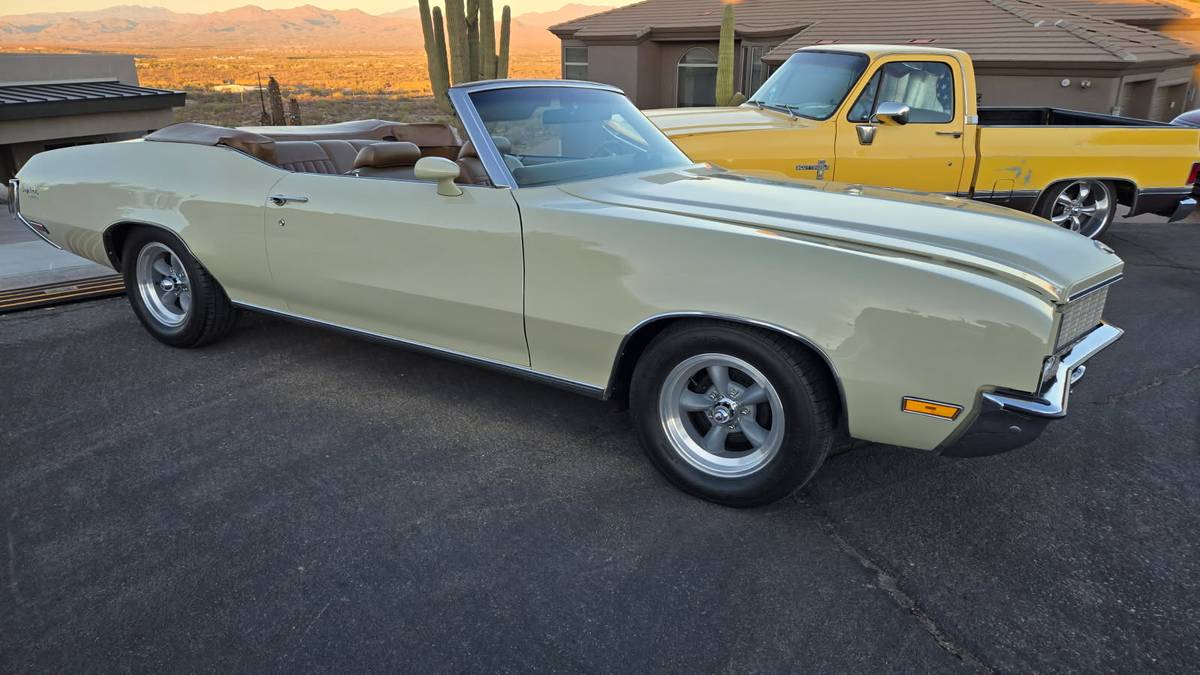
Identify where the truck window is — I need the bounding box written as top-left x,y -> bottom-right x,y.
848,61 -> 955,124
748,51 -> 869,121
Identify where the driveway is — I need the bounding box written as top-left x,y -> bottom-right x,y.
1,219 -> 1197,672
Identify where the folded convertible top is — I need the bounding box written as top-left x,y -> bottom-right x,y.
145,123 -> 278,164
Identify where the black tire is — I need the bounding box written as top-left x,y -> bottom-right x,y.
1036,179 -> 1118,239
629,321 -> 837,507
121,227 -> 237,348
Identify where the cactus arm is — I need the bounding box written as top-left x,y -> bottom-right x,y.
467,0 -> 481,82
446,0 -> 471,86
497,5 -> 511,79
267,76 -> 286,126
421,0 -> 452,112
480,0 -> 497,79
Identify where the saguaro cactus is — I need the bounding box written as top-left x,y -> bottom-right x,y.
715,3 -> 738,107
287,97 -> 303,125
267,76 -> 286,125
419,0 -> 451,110
497,5 -> 511,79
421,0 -> 511,90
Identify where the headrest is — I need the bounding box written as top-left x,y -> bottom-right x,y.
459,136 -> 512,160
458,140 -> 480,160
145,122 -> 277,164
353,142 -> 421,170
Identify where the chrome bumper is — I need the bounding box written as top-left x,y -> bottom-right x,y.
1168,197 -> 1196,223
942,322 -> 1123,457
7,178 -> 62,250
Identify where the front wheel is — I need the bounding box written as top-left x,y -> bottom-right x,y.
1038,179 -> 1117,239
122,228 -> 237,348
630,322 -> 837,507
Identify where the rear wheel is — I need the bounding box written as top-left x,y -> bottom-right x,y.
1038,179 -> 1116,239
122,228 -> 236,347
630,322 -> 836,507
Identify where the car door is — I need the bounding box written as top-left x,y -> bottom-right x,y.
263,172 -> 529,367
833,57 -> 966,193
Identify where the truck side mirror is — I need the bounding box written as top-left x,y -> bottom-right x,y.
870,101 -> 911,126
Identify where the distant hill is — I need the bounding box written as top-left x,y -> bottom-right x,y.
0,3 -> 611,49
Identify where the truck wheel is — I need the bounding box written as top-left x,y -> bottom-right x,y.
629,321 -> 836,507
122,228 -> 237,348
1038,179 -> 1116,239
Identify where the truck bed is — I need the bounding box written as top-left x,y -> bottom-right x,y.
978,107 -> 1168,128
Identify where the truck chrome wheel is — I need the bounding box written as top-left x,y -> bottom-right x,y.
135,241 -> 192,327
658,353 -> 785,478
1048,180 -> 1111,238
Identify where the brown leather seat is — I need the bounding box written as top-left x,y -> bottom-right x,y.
456,140 -> 491,186
274,141 -> 341,174
351,142 -> 422,180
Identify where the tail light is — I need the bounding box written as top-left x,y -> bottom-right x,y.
1187,162 -> 1200,186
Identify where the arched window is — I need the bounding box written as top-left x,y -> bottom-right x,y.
677,47 -> 718,107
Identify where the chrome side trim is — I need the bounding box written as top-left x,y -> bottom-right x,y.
983,322 -> 1123,419
231,301 -> 606,399
1067,274 -> 1123,303
603,311 -> 848,411
9,179 -> 64,250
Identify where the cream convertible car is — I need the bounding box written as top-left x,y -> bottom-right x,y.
7,81 -> 1124,506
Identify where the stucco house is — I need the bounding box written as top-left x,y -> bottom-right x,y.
550,0 -> 1200,119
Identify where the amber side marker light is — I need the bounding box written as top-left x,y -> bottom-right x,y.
902,397 -> 962,420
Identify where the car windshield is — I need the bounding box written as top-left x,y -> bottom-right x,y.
748,51 -> 870,120
468,86 -> 693,188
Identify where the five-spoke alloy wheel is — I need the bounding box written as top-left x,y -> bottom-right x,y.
631,321 -> 837,507
1039,179 -> 1116,239
121,227 -> 237,348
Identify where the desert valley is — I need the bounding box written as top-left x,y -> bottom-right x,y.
0,3 -> 610,125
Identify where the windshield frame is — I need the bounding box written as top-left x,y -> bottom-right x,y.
450,80 -> 692,189
748,50 -> 870,121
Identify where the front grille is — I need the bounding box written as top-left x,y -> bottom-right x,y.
1056,286 -> 1108,351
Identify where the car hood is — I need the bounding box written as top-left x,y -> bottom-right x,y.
643,105 -> 812,137
558,166 -> 1123,304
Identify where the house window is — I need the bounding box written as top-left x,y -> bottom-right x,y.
740,44 -> 773,94
677,47 -> 718,107
564,47 -> 588,80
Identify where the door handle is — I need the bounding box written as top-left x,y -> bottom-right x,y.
269,194 -> 309,206
935,131 -> 963,138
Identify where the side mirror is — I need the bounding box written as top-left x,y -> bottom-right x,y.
870,101 -> 911,126
415,157 -> 463,197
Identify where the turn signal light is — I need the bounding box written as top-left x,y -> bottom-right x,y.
902,397 -> 962,420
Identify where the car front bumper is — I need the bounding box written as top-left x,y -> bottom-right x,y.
941,322 -> 1124,458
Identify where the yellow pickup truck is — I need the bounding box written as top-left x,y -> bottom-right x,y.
646,45 -> 1200,239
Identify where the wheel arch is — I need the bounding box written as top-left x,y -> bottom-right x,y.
604,313 -> 847,425
1034,176 -> 1137,213
103,220 -> 202,271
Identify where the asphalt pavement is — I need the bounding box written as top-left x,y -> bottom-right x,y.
1,219 -> 1197,672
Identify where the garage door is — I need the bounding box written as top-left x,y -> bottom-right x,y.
1151,83 -> 1189,122
1119,79 -> 1154,119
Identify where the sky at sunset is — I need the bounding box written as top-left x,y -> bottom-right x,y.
3,0 -> 626,14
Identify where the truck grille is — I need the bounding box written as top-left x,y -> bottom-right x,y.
1056,286 -> 1109,351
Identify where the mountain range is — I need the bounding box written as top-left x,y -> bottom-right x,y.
0,3 -> 607,49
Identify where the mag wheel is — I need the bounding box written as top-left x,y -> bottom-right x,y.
630,322 -> 836,507
122,228 -> 237,348
1040,179 -> 1116,239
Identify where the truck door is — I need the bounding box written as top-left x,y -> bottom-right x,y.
833,58 -> 966,193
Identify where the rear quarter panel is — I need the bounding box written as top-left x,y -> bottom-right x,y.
975,126 -> 1200,196
16,141 -> 286,307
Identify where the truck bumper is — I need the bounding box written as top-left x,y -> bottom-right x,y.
1129,188 -> 1195,221
940,323 -> 1123,458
